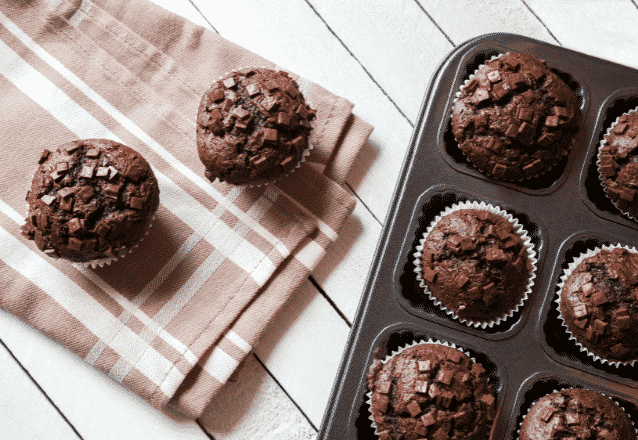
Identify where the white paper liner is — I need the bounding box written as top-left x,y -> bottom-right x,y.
205,67 -> 316,188
451,53 -> 574,181
517,387 -> 638,439
365,338 -> 476,437
24,203 -> 154,269
412,200 -> 538,329
555,243 -> 638,367
596,107 -> 638,222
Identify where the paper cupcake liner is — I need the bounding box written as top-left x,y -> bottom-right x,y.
596,107 -> 638,222
555,243 -> 638,367
206,67 -> 316,188
24,204 -> 154,269
517,387 -> 638,439
366,338 -> 475,437
413,200 -> 537,329
451,53 -> 574,181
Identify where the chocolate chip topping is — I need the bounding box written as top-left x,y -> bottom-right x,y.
421,209 -> 531,322
367,344 -> 496,440
196,68 -> 316,185
519,389 -> 634,440
600,111 -> 638,219
23,139 -> 160,263
561,248 -> 638,363
452,52 -> 578,181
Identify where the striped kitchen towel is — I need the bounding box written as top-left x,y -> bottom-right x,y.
0,0 -> 372,419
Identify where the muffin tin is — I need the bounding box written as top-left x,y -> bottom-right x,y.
318,33 -> 638,439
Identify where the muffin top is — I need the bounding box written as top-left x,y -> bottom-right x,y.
196,68 -> 316,185
367,343 -> 496,440
599,111 -> 638,220
452,52 -> 578,181
560,247 -> 638,363
519,388 -> 634,440
21,139 -> 160,263
420,208 -> 532,323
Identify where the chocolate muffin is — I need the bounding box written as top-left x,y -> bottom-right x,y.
599,111 -> 638,220
21,139 -> 160,264
367,342 -> 496,440
519,388 -> 634,440
196,68 -> 316,185
418,207 -> 534,325
559,247 -> 638,364
452,52 -> 578,181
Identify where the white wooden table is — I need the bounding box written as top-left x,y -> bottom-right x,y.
3,1 -> 638,439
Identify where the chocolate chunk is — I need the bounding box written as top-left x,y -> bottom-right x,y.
418,360 -> 432,372
277,112 -> 294,127
592,319 -> 607,333
79,165 -> 95,179
523,159 -> 544,175
573,304 -> 588,318
245,83 -> 261,97
517,107 -> 534,121
282,81 -> 298,98
474,88 -> 490,103
428,383 -> 441,399
406,400 -> 422,417
554,106 -> 570,119
40,195 -> 56,206
209,88 -> 225,102
260,96 -> 279,112
108,166 -> 119,180
486,138 -> 502,153
38,149 -> 51,164
96,167 -> 110,178
57,187 -> 74,199
600,165 -> 616,178
492,163 -> 507,178
104,183 -> 122,199
574,317 -> 588,329
619,187 -> 635,202
280,156 -> 294,169
545,115 -> 559,127
613,122 -> 628,134
486,247 -> 507,263
471,363 -> 486,377
375,395 -> 389,413
85,148 -> 100,158
505,123 -> 519,138
56,162 -> 69,173
581,282 -> 594,296
474,113 -> 488,127
94,221 -> 111,237
590,291 -> 609,306
36,213 -> 49,229
437,369 -> 455,386
565,412 -> 579,425
507,73 -> 526,89
59,197 -> 74,212
122,160 -> 147,182
233,107 -> 251,120
454,273 -> 469,288
415,380 -> 429,393
130,196 -> 145,210
68,237 -> 82,251
76,186 -> 94,203
222,77 -> 236,89
487,70 -> 501,82
263,128 -> 278,143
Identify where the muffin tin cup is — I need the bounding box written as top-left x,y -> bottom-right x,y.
596,107 -> 638,222
204,67 -> 316,188
555,243 -> 638,368
451,53 -> 575,182
365,338 -> 476,437
516,387 -> 638,439
413,200 -> 538,329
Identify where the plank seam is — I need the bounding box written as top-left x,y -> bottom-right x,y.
303,0 -> 414,127
412,0 -> 456,47
186,0 -> 219,33
309,276 -> 353,327
252,353 -> 319,432
0,338 -> 85,440
520,0 -> 562,45
346,182 -> 382,226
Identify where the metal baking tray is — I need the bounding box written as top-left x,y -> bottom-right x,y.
318,33 -> 638,439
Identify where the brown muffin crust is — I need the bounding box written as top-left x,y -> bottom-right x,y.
560,248 -> 638,364
599,111 -> 638,219
420,208 -> 532,323
367,343 -> 496,440
452,52 -> 578,181
21,139 -> 160,263
196,68 -> 316,185
519,388 -> 634,440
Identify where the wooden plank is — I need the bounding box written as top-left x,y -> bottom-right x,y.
0,340 -> 79,440
525,0 -> 638,69
0,312 -> 209,440
312,186 -> 382,323
190,0 -> 414,224
200,355 -> 317,439
254,279 -> 351,427
417,0 -> 554,45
